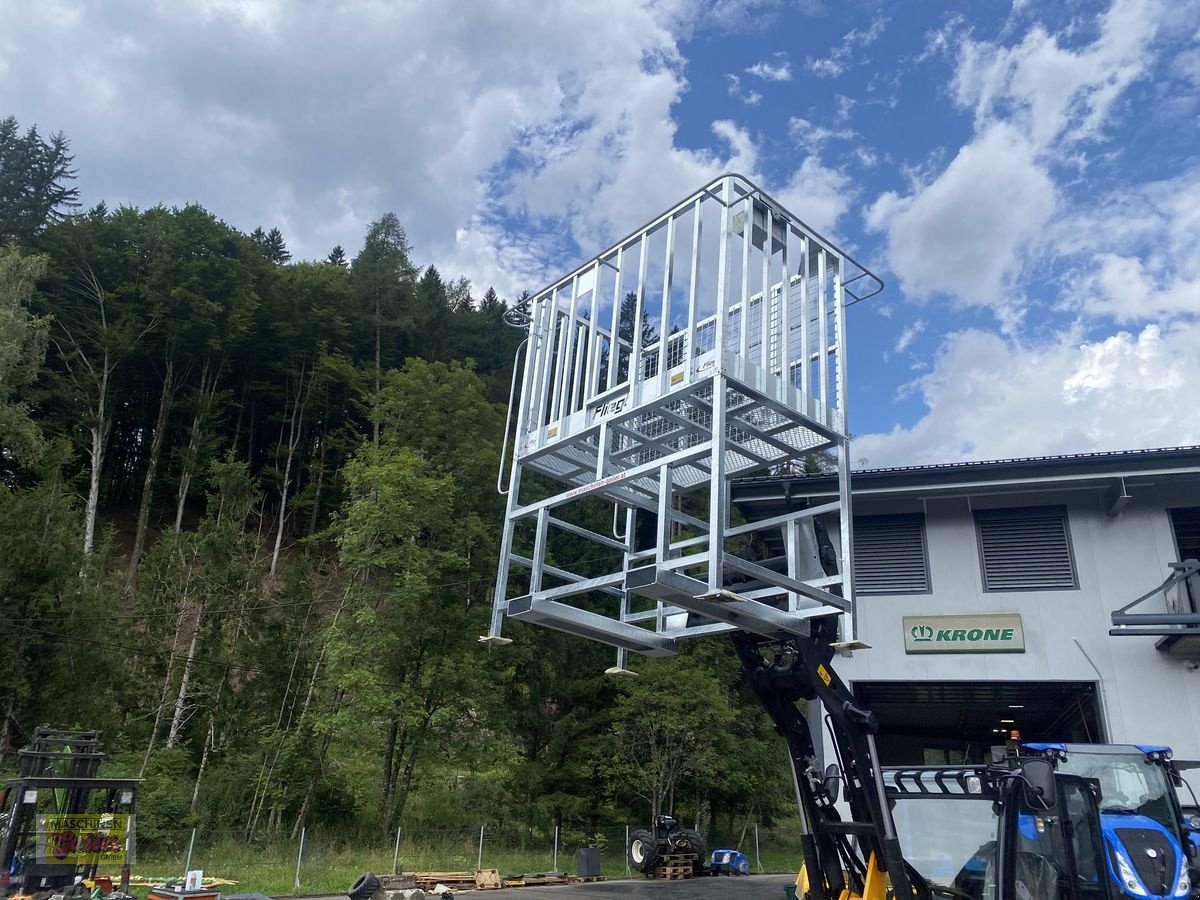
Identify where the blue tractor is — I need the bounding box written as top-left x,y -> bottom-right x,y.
1023,744 -> 1198,900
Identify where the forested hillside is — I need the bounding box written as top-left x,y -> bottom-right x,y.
0,115 -> 793,846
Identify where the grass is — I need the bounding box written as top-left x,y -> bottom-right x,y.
98,833 -> 801,897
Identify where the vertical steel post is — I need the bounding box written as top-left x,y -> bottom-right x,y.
707,177 -> 734,592
684,198 -> 702,380
553,824 -> 559,872
477,825 -> 485,871
755,823 -> 763,873
760,207 -> 772,376
625,825 -> 632,878
583,260 -> 604,402
607,247 -> 624,388
392,826 -> 402,874
630,235 -> 650,393
183,826 -> 196,879
294,826 -> 305,895
817,248 -> 829,419
657,215 -> 676,396
799,237 -> 810,397
833,256 -> 855,640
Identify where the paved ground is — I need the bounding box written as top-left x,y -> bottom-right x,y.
290,874 -> 795,900
497,874 -> 795,900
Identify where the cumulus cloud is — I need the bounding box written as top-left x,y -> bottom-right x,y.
952,0 -> 1161,151
0,0 -> 751,300
865,122 -> 1056,313
854,321 -> 1200,466
774,157 -> 855,237
867,0 -> 1172,314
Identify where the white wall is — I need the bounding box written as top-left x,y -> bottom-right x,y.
825,482 -> 1200,796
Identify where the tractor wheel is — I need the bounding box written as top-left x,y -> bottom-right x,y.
628,829 -> 658,873
676,829 -> 706,873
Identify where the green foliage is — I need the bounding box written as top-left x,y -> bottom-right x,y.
0,247 -> 49,467
0,123 -> 798,852
136,748 -> 197,843
0,115 -> 79,246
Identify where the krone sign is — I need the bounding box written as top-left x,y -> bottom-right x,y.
903,614 -> 1025,654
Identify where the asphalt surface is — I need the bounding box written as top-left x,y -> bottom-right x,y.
495,874 -> 796,900
292,875 -> 795,900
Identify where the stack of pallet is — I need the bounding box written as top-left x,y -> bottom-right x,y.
654,852 -> 699,879
412,871 -> 479,892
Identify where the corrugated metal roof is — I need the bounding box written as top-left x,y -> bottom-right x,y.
736,445 -> 1200,486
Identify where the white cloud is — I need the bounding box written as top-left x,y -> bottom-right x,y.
866,0 -> 1172,317
773,156 -> 855,237
854,321 -> 1200,466
787,116 -> 857,154
0,0 -> 747,300
952,0 -> 1161,151
865,122 -> 1056,313
806,15 -> 888,78
726,74 -> 762,106
893,319 -> 925,354
746,53 -> 792,81
1050,164 -> 1200,323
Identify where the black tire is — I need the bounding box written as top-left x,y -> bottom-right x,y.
628,829 -> 659,873
349,872 -> 381,900
675,829 -> 706,873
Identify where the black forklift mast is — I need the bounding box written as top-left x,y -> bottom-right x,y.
732,620 -> 916,900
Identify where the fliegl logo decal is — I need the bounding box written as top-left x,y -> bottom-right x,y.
910,623 -> 934,643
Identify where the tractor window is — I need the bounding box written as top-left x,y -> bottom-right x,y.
892,797 -> 1000,900
1063,781 -> 1107,900
1056,752 -> 1181,843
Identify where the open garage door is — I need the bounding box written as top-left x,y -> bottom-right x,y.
855,680 -> 1104,766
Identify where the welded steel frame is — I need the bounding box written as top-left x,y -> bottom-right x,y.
487,174 -> 881,664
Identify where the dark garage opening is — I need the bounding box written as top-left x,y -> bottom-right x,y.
854,680 -> 1104,766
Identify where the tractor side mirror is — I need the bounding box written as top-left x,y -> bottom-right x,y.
823,764 -> 841,805
1021,758 -> 1057,810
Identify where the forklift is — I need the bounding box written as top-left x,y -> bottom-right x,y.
0,729 -> 138,899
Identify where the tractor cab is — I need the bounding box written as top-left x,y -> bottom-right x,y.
885,761 -> 1112,900
1022,744 -> 1193,900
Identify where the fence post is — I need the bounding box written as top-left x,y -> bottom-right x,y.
183,827 -> 196,879
477,825 -> 485,871
755,823 -> 763,873
553,825 -> 559,872
392,826 -> 402,874
294,826 -> 306,894
625,825 -> 631,878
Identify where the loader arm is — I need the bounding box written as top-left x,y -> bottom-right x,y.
732,620 -> 919,900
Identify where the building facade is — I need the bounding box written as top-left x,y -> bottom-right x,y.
732,446 -> 1200,795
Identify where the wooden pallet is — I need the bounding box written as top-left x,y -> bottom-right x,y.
518,874 -> 570,886
567,876 -> 607,883
653,851 -> 698,880
475,869 -> 504,890
414,871 -> 478,890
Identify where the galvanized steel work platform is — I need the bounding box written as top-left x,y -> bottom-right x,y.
485,174 -> 881,668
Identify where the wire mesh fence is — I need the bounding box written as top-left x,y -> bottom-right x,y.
98,822 -> 803,896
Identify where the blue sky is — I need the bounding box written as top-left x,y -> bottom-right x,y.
2,0 -> 1198,465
